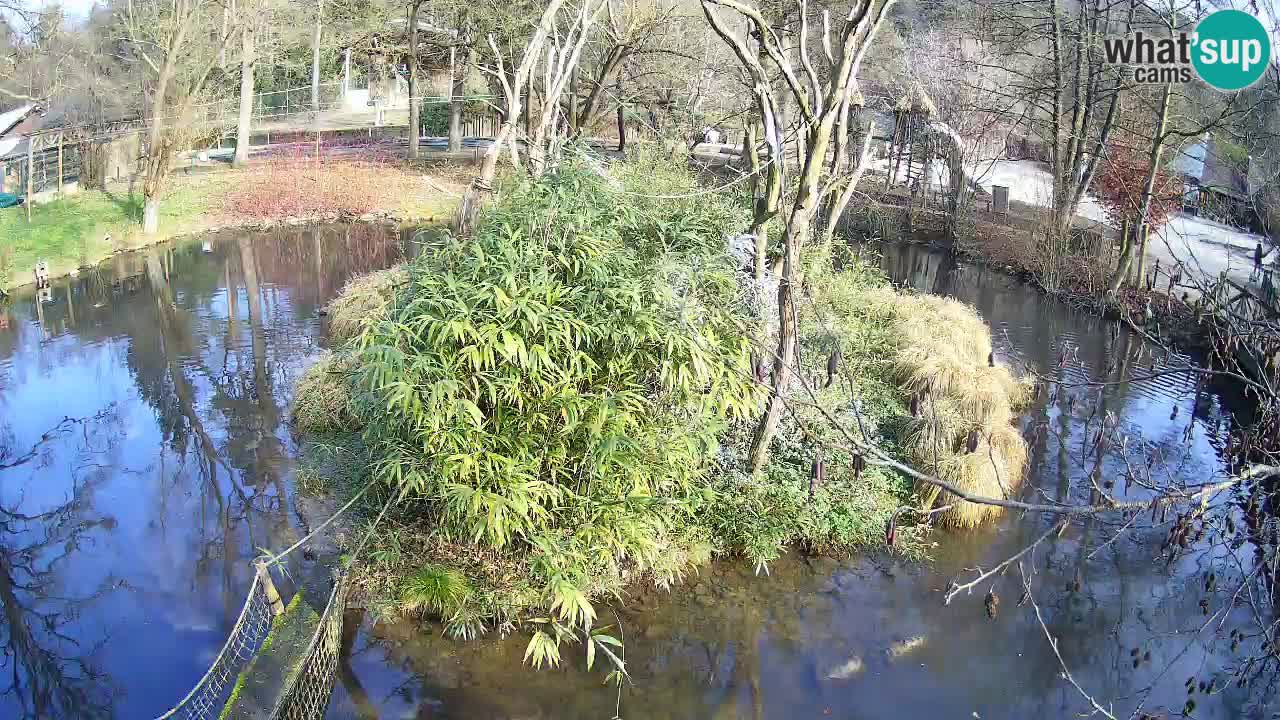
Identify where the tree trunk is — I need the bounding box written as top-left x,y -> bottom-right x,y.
748,251 -> 798,473
749,119 -> 838,473
234,18 -> 256,167
407,1 -> 422,160
616,100 -> 626,152
567,68 -> 580,135
143,196 -> 161,235
746,121 -> 780,281
522,86 -> 531,137
576,47 -> 626,138
141,26 -> 180,236
448,48 -> 465,153
311,0 -> 324,113
1108,82 -> 1171,295
1132,225 -> 1150,287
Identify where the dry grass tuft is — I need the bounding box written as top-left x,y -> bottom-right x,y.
903,397 -> 967,466
933,450 -> 1009,528
326,265 -> 408,345
291,352 -> 361,432
858,286 -> 1029,529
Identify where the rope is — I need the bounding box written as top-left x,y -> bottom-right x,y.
260,477 -> 379,566
347,488 -> 399,568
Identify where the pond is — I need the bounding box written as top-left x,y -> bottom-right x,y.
0,231 -> 1264,719
326,242 -> 1260,720
0,223 -> 413,719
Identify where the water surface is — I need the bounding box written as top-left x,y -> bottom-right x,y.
0,234 -> 1265,719
0,223 -> 410,719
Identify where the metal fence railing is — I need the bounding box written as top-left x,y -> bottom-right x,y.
271,576 -> 349,720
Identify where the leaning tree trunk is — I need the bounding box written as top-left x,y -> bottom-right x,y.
234,18 -> 256,167
821,122 -> 876,247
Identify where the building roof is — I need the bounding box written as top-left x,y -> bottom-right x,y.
1171,136 -> 1207,180
1201,138 -> 1251,199
0,103 -> 35,137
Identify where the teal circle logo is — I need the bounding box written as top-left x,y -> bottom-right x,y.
1192,10 -> 1272,91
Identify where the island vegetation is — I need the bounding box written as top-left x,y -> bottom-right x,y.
292,152 -> 1029,671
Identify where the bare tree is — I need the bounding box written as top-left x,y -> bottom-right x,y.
234,3 -> 256,167
455,0 -> 599,233
117,0 -> 235,234
525,0 -> 604,175
407,0 -> 425,159
311,0 -> 324,112
701,0 -> 895,472
566,0 -> 678,138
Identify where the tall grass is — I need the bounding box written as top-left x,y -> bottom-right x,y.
860,287 -> 1030,528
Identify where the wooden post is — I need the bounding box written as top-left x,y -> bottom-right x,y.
256,560 -> 287,617
342,47 -> 351,99
26,142 -> 33,223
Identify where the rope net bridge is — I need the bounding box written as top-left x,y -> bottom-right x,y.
153,566 -> 349,720
155,482 -> 389,720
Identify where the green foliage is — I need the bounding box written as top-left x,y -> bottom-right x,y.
401,564 -> 472,617
349,158 -> 757,633
702,245 -> 918,572
419,98 -> 494,137
306,156 -> 930,674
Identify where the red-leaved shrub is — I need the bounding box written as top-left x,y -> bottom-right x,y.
225,146 -> 396,221
1094,145 -> 1182,233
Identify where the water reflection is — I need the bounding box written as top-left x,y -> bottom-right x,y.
0,223 -> 411,719
323,242 -> 1263,720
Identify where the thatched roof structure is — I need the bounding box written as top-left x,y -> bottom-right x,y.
893,83 -> 936,117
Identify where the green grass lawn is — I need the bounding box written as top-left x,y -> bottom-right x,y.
0,180 -> 220,292
0,158 -> 467,293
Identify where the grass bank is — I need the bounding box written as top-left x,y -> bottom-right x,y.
292,154 -> 1028,674
0,179 -> 220,291
0,155 -> 469,293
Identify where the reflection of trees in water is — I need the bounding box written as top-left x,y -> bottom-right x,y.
0,223 -> 412,715
0,420 -> 122,719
